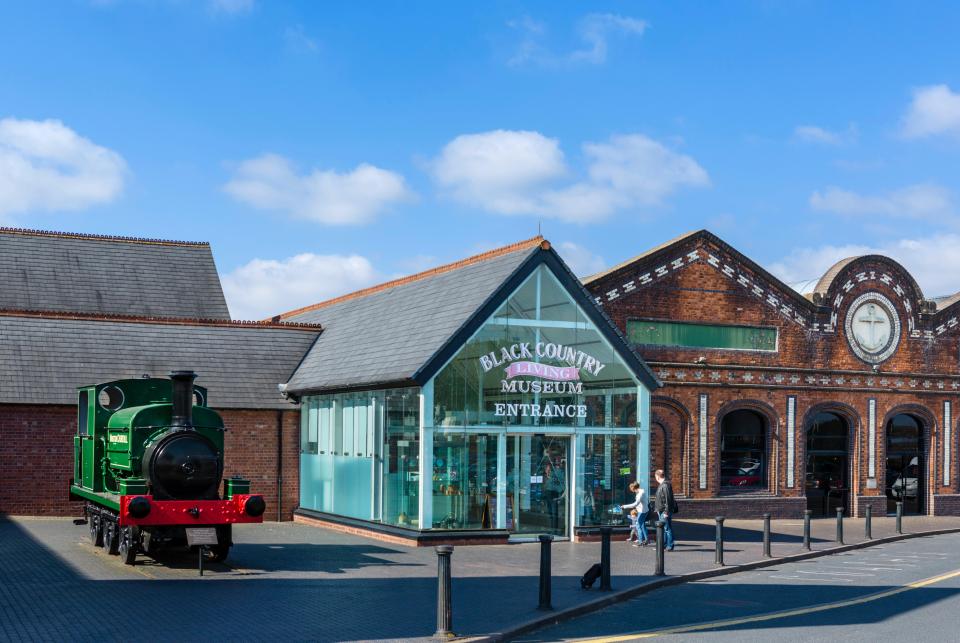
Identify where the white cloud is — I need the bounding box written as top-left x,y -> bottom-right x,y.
793,124 -> 857,146
209,0 -> 254,15
432,130 -> 567,214
770,233 -> 960,297
221,253 -> 381,320
557,241 -> 606,277
507,12 -> 646,67
570,14 -> 647,64
284,24 -> 318,53
224,153 -> 414,225
901,84 -> 960,139
431,130 -> 708,223
809,183 -> 952,219
0,117 -> 126,217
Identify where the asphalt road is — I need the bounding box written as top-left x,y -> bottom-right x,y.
520,532 -> 960,642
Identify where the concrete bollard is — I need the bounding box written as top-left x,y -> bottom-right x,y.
433,546 -> 455,639
537,535 -> 553,610
865,505 -> 872,540
762,513 -> 772,558
655,521 -> 665,576
836,507 -> 844,544
599,526 -> 612,591
803,509 -> 812,550
715,516 -> 725,566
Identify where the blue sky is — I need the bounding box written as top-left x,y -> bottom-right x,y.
2,1 -> 960,318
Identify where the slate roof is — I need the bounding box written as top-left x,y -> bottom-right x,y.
0,227 -> 231,319
0,312 -> 321,408
282,237 -> 659,395
282,238 -> 544,394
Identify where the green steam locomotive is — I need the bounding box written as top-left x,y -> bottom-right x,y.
70,371 -> 265,565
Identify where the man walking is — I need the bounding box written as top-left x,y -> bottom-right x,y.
654,469 -> 676,551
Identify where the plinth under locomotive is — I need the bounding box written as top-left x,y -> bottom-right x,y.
70,371 -> 265,564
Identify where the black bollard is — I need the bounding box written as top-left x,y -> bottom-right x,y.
803,510 -> 812,550
896,501 -> 903,534
762,513 -> 772,558
434,546 -> 454,639
836,507 -> 844,544
655,521 -> 665,576
537,535 -> 553,610
715,516 -> 725,566
865,505 -> 872,540
599,526 -> 612,591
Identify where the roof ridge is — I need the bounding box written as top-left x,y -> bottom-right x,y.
276,235 -> 548,320
582,230 -> 704,284
0,226 -> 210,247
0,308 -> 322,331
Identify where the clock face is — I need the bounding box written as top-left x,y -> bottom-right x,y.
844,293 -> 900,364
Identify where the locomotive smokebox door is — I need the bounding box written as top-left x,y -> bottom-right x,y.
185,527 -> 218,547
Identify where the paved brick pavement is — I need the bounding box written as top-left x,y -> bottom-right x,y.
2,514 -> 959,642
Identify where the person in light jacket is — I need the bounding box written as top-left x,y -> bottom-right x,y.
620,481 -> 648,544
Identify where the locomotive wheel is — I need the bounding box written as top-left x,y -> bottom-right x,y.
118,526 -> 139,565
88,512 -> 103,547
103,519 -> 119,555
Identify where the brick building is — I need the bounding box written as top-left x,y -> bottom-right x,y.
0,228 -> 320,520
584,230 -> 960,518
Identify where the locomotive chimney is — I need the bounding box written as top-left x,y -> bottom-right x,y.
170,370 -> 197,429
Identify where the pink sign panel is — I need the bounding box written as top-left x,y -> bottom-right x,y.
504,361 -> 580,382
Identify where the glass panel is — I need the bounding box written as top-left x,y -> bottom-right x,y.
432,265 -> 641,430
431,433 -> 498,529
381,388 -> 421,528
720,410 -> 766,490
298,391 -> 381,520
805,412 -> 848,517
885,414 -> 922,514
577,434 -> 638,527
506,435 -> 569,535
627,320 -> 777,351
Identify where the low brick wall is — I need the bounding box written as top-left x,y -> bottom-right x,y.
853,495 -> 887,518
934,494 -> 960,516
676,495 -> 807,519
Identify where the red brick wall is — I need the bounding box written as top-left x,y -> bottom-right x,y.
0,404 -> 300,520
588,234 -> 960,518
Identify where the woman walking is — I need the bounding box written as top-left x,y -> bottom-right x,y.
620,481 -> 649,545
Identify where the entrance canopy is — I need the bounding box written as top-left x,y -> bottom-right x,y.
283,237 -> 659,536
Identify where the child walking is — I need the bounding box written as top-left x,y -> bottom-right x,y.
621,481 -> 649,545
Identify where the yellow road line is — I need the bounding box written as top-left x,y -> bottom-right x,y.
576,568 -> 960,642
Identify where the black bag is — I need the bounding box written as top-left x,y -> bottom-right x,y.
580,563 -> 602,589
671,498 -> 680,514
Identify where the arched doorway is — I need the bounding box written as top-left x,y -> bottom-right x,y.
719,409 -> 767,490
885,414 -> 923,514
805,412 -> 848,516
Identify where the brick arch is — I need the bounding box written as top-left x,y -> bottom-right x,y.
881,403 -> 936,515
651,395 -> 691,495
714,399 -> 780,494
799,401 -> 861,515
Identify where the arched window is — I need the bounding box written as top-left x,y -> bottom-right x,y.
805,412 -> 848,516
885,413 -> 923,515
720,409 -> 766,490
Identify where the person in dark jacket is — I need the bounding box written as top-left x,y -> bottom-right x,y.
654,469 -> 675,551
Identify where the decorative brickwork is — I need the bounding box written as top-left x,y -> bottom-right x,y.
586,230 -> 960,518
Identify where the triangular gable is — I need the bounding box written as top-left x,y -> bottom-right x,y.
413,244 -> 660,391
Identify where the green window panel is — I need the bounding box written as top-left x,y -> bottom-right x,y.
627,320 -> 777,352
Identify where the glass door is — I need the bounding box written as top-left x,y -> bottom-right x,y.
505,434 -> 569,536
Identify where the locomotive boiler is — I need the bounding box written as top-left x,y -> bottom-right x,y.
70,371 -> 265,564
